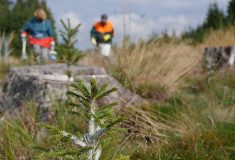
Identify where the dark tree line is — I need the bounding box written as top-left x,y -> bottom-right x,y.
183,0 -> 235,43
0,0 -> 56,56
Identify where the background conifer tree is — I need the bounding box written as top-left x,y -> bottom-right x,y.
227,0 -> 235,25
56,19 -> 84,80
0,0 -> 12,33
183,2 -> 226,43
203,3 -> 225,30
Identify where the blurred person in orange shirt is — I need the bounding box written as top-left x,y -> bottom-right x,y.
90,14 -> 114,57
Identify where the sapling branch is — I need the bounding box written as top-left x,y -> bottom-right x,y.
61,131 -> 86,147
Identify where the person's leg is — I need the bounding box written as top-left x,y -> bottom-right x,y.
33,45 -> 42,63
41,47 -> 49,62
99,43 -> 111,57
33,45 -> 41,55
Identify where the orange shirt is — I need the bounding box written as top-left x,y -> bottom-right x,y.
93,21 -> 114,35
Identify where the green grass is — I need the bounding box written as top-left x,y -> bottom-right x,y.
0,102 -> 39,159
99,71 -> 235,160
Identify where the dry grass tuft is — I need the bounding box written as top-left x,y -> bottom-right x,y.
215,105 -> 235,122
118,105 -> 176,145
82,40 -> 201,96
200,28 -> 235,49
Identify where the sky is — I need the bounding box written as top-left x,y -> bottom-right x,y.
46,0 -> 229,50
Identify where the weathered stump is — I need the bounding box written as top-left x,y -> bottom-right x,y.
203,46 -> 235,70
0,64 -> 143,118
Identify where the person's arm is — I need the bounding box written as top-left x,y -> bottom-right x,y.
103,24 -> 114,42
46,20 -> 56,53
90,25 -> 97,38
111,26 -> 114,37
21,21 -> 30,33
21,20 -> 31,36
47,20 -> 54,37
110,23 -> 114,37
20,20 -> 32,42
90,26 -> 98,45
91,23 -> 104,39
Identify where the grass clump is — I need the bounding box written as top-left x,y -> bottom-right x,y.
81,39 -> 201,99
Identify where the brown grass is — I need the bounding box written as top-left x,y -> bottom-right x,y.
81,40 -> 201,96
200,27 -> 235,49
119,105 -> 176,145
81,29 -> 235,98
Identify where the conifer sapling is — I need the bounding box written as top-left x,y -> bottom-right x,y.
36,79 -> 122,160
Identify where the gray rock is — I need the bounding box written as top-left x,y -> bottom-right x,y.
0,64 -> 143,116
